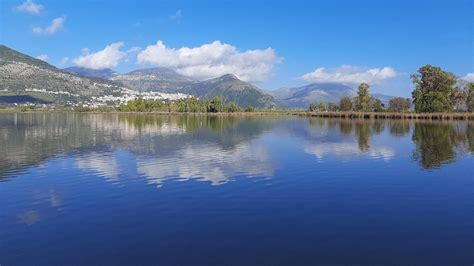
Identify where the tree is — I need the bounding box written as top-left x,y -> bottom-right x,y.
450,87 -> 467,111
326,102 -> 339,112
355,83 -> 371,112
411,65 -> 457,112
389,97 -> 411,112
225,102 -> 239,113
309,102 -> 317,112
208,96 -> 224,113
339,97 -> 353,111
317,102 -> 326,112
466,83 -> 474,112
370,97 -> 385,112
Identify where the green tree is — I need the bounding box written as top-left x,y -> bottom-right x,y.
355,83 -> 371,112
317,102 -> 326,112
339,96 -> 353,111
244,106 -> 255,112
208,96 -> 224,113
450,87 -> 467,111
326,102 -> 339,111
388,97 -> 411,112
411,65 -> 457,112
370,97 -> 385,112
224,102 -> 239,113
309,102 -> 317,112
466,83 -> 474,112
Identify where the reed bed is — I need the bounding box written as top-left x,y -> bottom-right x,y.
306,111 -> 474,120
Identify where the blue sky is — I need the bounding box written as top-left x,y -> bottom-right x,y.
1,0 -> 473,96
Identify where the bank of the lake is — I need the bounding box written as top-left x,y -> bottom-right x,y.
3,108 -> 474,120
306,111 -> 474,120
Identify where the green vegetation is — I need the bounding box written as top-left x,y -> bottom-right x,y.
388,97 -> 411,112
312,85 -> 387,113
118,96 -> 243,113
467,83 -> 474,112
339,97 -> 353,111
308,65 -> 474,114
411,65 -> 458,113
355,83 -> 371,112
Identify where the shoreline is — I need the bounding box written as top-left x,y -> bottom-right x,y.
306,111 -> 474,120
1,109 -> 474,120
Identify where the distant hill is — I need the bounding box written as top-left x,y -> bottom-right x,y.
112,68 -> 278,109
63,66 -> 117,79
0,44 -> 130,104
269,83 -> 394,108
111,67 -> 195,92
182,74 -> 278,109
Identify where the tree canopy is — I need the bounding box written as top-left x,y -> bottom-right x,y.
411,65 -> 457,113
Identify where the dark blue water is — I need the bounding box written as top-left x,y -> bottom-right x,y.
1,113 -> 473,265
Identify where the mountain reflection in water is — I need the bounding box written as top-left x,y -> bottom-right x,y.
1,113 -> 474,265
1,114 -> 474,182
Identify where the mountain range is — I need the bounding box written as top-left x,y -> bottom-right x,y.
63,66 -> 118,79
1,44 -> 394,108
268,83 -> 394,108
0,45 -> 130,104
66,65 -> 279,108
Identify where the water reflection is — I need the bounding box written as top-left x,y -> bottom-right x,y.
17,210 -> 40,226
2,114 -> 474,265
412,122 -> 472,169
0,114 -> 279,185
138,142 -> 273,186
301,118 -> 474,168
76,152 -> 120,182
302,119 -> 395,161
1,114 -> 474,183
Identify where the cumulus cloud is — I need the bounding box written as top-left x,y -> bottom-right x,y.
304,142 -> 395,162
35,54 -> 49,61
138,142 -> 273,187
32,16 -> 65,35
462,73 -> 474,82
301,65 -> 398,84
73,42 -> 126,69
16,0 -> 43,14
76,153 -> 119,183
137,40 -> 280,82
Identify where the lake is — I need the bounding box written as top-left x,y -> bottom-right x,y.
1,113 -> 473,265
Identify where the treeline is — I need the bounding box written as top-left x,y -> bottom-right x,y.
117,96 -> 255,113
309,64 -> 474,113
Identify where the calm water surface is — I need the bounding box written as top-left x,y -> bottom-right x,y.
1,113 -> 473,265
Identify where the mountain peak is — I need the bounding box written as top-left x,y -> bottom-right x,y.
63,66 -> 117,79
0,44 -> 56,70
218,73 -> 239,81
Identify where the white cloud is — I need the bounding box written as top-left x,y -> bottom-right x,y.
138,142 -> 273,187
16,0 -> 43,14
462,73 -> 474,82
32,16 -> 65,35
76,153 -> 120,183
73,42 -> 126,69
301,65 -> 398,85
304,142 -> 395,162
170,9 -> 183,20
126,46 -> 141,53
35,54 -> 49,61
137,40 -> 281,82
